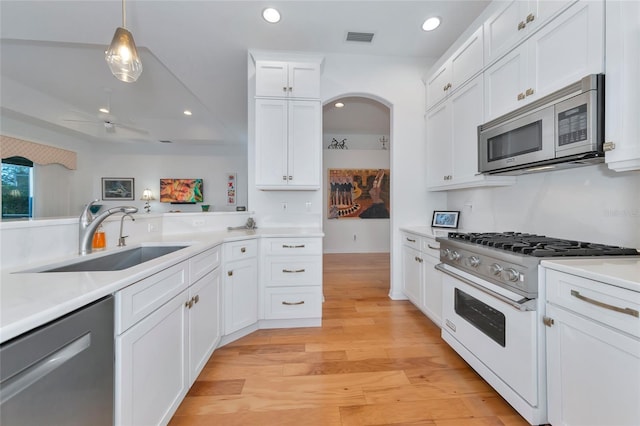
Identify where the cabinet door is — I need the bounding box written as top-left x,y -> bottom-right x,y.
530,0 -> 604,98
422,255 -> 442,326
402,245 -> 422,308
116,290 -> 188,426
484,44 -> 528,120
604,0 -> 640,172
426,62 -> 451,108
224,258 -> 258,335
255,61 -> 289,98
426,102 -> 452,186
484,0 -> 530,64
288,100 -> 321,188
546,304 -> 640,426
450,75 -> 483,182
255,98 -> 288,187
451,26 -> 483,90
188,268 -> 221,385
288,62 -> 321,99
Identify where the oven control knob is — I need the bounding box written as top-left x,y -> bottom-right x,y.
490,263 -> 503,275
504,268 -> 520,282
468,256 -> 481,268
441,249 -> 450,259
448,250 -> 461,261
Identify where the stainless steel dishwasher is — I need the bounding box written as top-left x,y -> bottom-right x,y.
0,296 -> 114,425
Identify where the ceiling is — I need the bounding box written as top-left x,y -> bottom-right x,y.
0,1 -> 490,149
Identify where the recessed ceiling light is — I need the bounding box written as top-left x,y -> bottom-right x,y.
422,17 -> 441,31
99,107 -> 110,114
335,102 -> 345,108
262,8 -> 281,23
183,110 -> 192,116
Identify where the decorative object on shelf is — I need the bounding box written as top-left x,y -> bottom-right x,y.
102,178 -> 134,201
140,188 -> 155,213
379,136 -> 388,150
431,210 -> 460,228
105,0 -> 143,82
226,173 -> 237,206
328,169 -> 390,219
328,138 -> 348,149
160,178 -> 203,204
201,204 -> 210,212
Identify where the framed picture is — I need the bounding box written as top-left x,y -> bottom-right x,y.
160,178 -> 203,203
432,210 -> 460,228
102,178 -> 134,201
328,168 -> 390,219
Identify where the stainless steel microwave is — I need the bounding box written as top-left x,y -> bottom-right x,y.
478,74 -> 605,175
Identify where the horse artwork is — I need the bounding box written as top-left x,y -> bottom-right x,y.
328,169 -> 390,219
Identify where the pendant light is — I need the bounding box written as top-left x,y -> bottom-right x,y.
105,0 -> 143,82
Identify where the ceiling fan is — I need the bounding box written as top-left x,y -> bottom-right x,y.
62,89 -> 148,135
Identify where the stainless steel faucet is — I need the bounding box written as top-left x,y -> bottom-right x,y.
118,213 -> 135,247
79,200 -> 138,255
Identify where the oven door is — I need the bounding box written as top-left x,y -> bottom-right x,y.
440,266 -> 538,406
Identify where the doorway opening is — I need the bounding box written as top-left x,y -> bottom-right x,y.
322,95 -> 391,254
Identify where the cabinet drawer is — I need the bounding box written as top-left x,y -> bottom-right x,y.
264,256 -> 321,287
401,232 -> 421,250
224,239 -> 257,261
262,238 -> 322,255
264,286 -> 322,319
421,237 -> 440,260
190,245 -> 221,283
546,269 -> 640,338
116,262 -> 189,334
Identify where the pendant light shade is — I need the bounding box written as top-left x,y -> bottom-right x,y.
105,0 -> 142,82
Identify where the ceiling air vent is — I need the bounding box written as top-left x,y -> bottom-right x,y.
159,140 -> 173,144
346,31 -> 375,43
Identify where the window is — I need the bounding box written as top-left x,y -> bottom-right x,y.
2,157 -> 33,218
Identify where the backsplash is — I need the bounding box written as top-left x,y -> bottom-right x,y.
447,164 -> 640,248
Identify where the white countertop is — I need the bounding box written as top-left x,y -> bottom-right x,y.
541,258 -> 640,293
0,227 -> 323,344
400,226 -> 452,239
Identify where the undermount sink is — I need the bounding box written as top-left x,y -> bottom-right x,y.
30,246 -> 188,273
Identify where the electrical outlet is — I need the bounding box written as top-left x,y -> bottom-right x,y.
192,219 -> 205,226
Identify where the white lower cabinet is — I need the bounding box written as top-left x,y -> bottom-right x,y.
115,246 -> 222,426
223,240 -> 258,335
544,268 -> 640,425
401,231 -> 442,326
116,289 -> 189,426
260,237 -> 323,323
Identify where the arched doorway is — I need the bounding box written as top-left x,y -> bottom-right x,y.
322,95 -> 391,254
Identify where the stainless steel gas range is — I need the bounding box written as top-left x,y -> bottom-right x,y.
435,232 -> 639,425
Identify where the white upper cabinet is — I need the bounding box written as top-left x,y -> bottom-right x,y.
604,0 -> 640,172
255,60 -> 321,99
484,0 -> 576,65
485,0 -> 604,120
426,27 -> 483,109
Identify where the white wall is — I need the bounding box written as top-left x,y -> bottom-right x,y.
323,147 -> 390,253
448,165 -> 640,248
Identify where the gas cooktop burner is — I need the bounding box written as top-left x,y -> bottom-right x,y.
447,232 -> 639,257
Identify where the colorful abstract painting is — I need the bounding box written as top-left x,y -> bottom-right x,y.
328,169 -> 390,219
160,178 -> 203,203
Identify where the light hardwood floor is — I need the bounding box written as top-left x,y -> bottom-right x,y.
170,253 -> 529,425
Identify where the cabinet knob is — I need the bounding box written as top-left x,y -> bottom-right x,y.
194,295 -> 200,304
603,141 -> 616,152
517,92 -> 526,101
526,13 -> 535,23
288,176 -> 293,180
228,270 -> 233,276
241,247 -> 246,253
525,88 -> 534,97
517,21 -> 526,31
283,175 -> 287,181
288,87 -> 293,92
283,87 -> 288,92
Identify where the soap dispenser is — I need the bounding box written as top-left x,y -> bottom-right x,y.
92,225 -> 106,250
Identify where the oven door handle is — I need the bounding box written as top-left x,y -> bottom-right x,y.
435,264 -> 536,312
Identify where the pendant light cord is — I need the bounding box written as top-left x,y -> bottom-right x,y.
122,0 -> 126,28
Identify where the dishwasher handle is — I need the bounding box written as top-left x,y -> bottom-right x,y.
0,333 -> 91,405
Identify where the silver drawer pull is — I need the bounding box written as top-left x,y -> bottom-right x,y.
570,290 -> 639,318
283,269 -> 306,273
282,301 -> 305,306
282,244 -> 305,248
427,244 -> 439,250
406,237 -> 416,243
